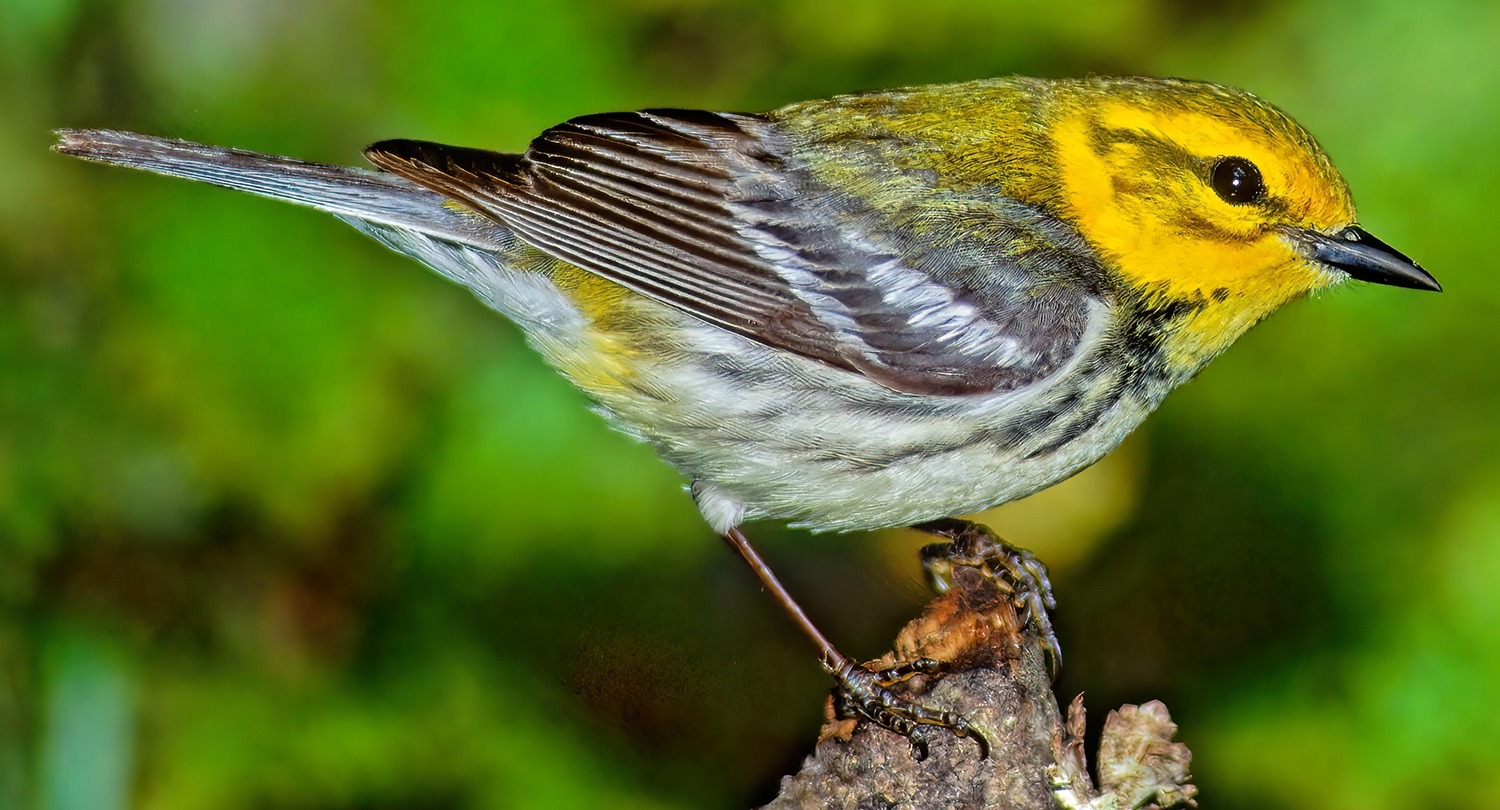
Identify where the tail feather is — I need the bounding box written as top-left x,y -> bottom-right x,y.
53,129 -> 509,250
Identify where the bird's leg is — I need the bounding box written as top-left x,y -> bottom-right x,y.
912,518 -> 1061,675
720,527 -> 989,760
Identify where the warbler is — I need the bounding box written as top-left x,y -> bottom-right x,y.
56,75 -> 1438,758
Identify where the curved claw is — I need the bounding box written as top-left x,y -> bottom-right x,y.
907,725 -> 933,761
949,715 -> 990,760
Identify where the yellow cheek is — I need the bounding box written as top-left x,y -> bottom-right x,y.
1056,99 -> 1362,241
1097,214 -> 1322,301
1052,110 -> 1329,303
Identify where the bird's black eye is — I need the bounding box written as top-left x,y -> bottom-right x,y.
1210,157 -> 1265,205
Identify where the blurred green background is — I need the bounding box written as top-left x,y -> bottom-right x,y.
2,0 -> 1497,807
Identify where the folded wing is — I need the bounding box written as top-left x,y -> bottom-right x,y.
365,110 -> 1106,396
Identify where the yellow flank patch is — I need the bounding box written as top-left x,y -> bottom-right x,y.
539,261 -> 646,393
546,262 -> 635,324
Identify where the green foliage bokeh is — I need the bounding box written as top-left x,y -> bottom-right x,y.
3,1 -> 1498,808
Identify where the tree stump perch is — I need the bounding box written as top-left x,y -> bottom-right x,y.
761,563 -> 1198,810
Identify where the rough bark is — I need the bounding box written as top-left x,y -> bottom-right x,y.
760,565 -> 1197,810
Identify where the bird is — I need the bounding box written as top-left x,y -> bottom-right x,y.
55,75 -> 1439,759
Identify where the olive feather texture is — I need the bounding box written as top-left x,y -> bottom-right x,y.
55,75 -> 1439,757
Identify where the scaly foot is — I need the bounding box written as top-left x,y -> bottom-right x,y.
829,658 -> 990,760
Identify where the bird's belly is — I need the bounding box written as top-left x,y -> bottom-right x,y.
568,301 -> 1150,534
664,351 -> 1150,533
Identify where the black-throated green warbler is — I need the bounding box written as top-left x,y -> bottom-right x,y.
56,75 -> 1438,758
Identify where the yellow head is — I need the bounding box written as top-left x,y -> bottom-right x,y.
1045,77 -> 1438,370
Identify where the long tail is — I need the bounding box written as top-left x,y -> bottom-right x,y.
53,129 -> 507,251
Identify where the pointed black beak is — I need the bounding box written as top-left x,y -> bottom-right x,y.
1296,226 -> 1441,292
